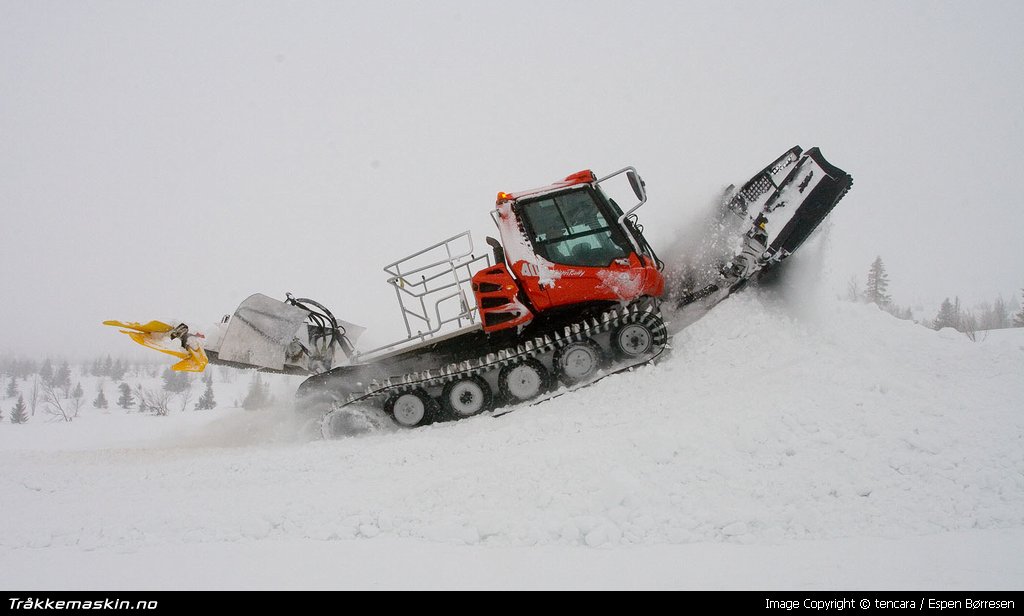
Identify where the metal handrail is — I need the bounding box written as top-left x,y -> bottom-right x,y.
387,257 -> 484,298
383,231 -> 476,279
597,166 -> 646,257
358,291 -> 475,356
356,231 -> 490,358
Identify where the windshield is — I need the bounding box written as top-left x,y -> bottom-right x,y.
518,188 -> 629,267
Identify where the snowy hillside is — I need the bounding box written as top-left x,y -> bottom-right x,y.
1,289 -> 1022,590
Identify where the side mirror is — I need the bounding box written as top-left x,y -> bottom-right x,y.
627,169 -> 646,202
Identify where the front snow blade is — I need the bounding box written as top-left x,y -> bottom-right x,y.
214,293 -> 310,372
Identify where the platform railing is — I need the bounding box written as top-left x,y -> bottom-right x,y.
358,231 -> 490,357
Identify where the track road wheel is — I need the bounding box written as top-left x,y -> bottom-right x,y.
440,374 -> 491,417
499,358 -> 549,403
612,312 -> 668,360
441,376 -> 492,419
553,340 -> 603,385
385,389 -> 435,428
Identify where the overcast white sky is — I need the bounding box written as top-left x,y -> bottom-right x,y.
2,1 -> 1023,358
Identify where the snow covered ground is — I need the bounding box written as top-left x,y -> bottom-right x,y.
1,289 -> 1022,590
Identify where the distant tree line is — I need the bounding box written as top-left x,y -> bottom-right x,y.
846,257 -> 1024,336
932,292 -> 1021,339
0,355 -> 234,423
87,355 -> 129,380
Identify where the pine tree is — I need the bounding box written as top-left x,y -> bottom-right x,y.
978,296 -> 1010,330
110,359 -> 127,381
93,387 -> 108,409
1015,289 -> 1024,327
68,381 -> 85,417
863,256 -> 891,306
991,296 -> 1009,329
135,384 -> 149,413
117,382 -> 134,410
195,380 -> 216,410
933,297 -> 960,330
161,368 -> 190,393
10,395 -> 28,424
39,358 -> 54,385
5,376 -> 17,399
54,362 -> 72,397
242,373 -> 271,410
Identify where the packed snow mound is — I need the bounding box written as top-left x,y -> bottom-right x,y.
1,291 -> 1021,553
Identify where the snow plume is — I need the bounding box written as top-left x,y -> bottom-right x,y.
653,180 -> 841,334
152,399 -> 318,448
754,219 -> 836,324
657,189 -> 749,301
162,389 -> 395,447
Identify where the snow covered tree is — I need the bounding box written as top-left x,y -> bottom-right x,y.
110,358 -> 127,381
39,358 -> 54,385
139,387 -> 172,416
242,373 -> 272,410
1015,289 -> 1024,327
960,310 -> 979,341
117,382 -> 134,410
93,386 -> 108,409
217,366 -> 235,384
195,379 -> 216,410
70,382 -> 85,417
135,384 -> 148,413
178,390 -> 193,413
977,296 -> 1010,330
845,275 -> 861,303
992,296 -> 1010,329
54,361 -> 72,397
41,381 -> 70,422
863,256 -> 891,306
5,376 -> 17,399
161,368 -> 190,393
10,395 -> 28,424
26,375 -> 39,416
932,297 -> 959,330
882,302 -> 914,321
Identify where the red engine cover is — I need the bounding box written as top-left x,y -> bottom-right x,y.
471,264 -> 534,333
